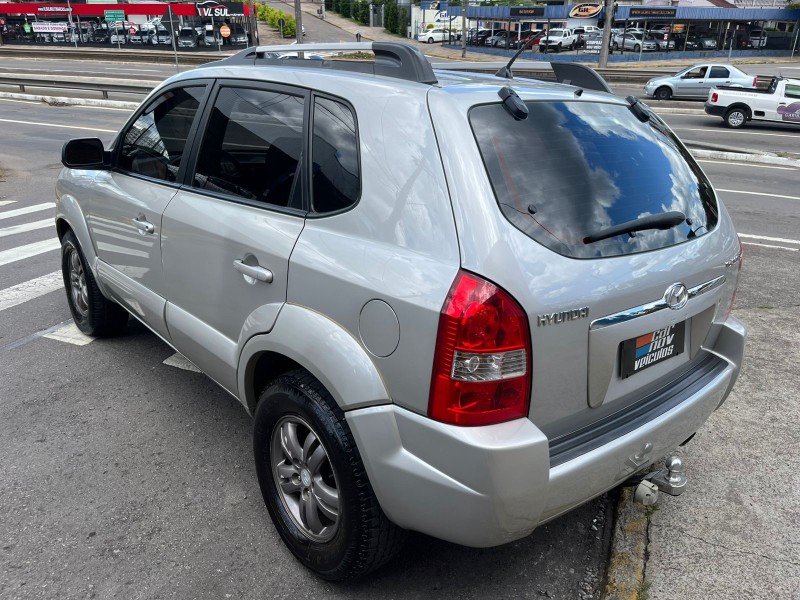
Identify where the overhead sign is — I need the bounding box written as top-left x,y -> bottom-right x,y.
509,7 -> 545,18
104,9 -> 125,21
569,3 -> 602,19
32,22 -> 68,32
37,6 -> 71,12
628,7 -> 677,18
196,1 -> 229,17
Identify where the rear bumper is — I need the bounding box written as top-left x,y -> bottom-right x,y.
347,317 -> 746,548
705,102 -> 727,116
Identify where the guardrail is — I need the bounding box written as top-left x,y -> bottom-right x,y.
0,45 -> 231,66
0,74 -> 155,99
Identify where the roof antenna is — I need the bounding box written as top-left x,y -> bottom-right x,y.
495,34 -> 537,79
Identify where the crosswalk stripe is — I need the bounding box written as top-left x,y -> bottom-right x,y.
0,271 -> 63,312
0,202 -> 56,220
0,238 -> 61,267
43,322 -> 94,346
0,218 -> 54,239
0,200 -> 16,207
163,352 -> 202,372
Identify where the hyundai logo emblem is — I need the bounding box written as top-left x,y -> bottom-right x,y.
664,283 -> 688,310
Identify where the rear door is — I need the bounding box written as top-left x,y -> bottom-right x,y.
161,81 -> 308,393
706,65 -> 732,93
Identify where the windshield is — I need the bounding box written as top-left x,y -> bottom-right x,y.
469,101 -> 719,259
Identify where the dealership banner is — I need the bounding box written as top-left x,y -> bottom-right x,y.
31,21 -> 67,32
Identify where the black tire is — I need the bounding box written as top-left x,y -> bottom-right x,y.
61,230 -> 128,336
569,41 -> 575,50
427,37 -> 434,44
724,107 -> 748,129
655,86 -> 672,101
253,369 -> 406,580
557,42 -> 562,52
612,41 -> 619,50
634,43 -> 641,52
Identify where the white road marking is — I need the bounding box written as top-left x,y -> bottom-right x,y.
716,189 -> 800,202
163,352 -> 202,373
0,200 -> 16,207
677,126 -> 800,139
0,218 -> 54,238
0,271 -> 63,312
739,233 -> 800,245
0,202 -> 55,220
697,159 -> 798,171
43,322 -> 94,346
741,241 -> 799,252
0,118 -> 116,133
0,239 -> 61,267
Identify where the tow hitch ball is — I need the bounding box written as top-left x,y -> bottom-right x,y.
633,456 -> 688,506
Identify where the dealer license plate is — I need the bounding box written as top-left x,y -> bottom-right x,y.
619,321 -> 686,379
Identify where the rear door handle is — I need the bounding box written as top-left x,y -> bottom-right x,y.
132,217 -> 154,235
233,260 -> 273,283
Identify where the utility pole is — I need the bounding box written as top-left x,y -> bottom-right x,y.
598,0 -> 614,67
295,0 -> 303,45
461,0 -> 467,58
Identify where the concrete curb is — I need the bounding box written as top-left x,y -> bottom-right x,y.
601,488 -> 649,600
688,147 -> 800,166
0,91 -> 139,110
651,107 -> 706,115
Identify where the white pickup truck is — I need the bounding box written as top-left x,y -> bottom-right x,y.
539,28 -> 581,52
705,76 -> 800,128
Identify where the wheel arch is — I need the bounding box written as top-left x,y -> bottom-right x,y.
239,304 -> 390,416
725,103 -> 752,119
55,194 -> 99,273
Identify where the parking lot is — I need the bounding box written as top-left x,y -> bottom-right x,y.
1,47 -> 799,598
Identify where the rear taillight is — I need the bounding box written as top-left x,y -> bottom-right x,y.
753,76 -> 758,88
428,271 -> 531,427
711,92 -> 719,103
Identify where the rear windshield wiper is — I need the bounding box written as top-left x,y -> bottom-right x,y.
583,211 -> 686,244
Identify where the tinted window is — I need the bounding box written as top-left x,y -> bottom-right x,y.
191,87 -> 305,208
785,84 -> 800,99
118,86 -> 205,182
469,101 -> 719,259
311,97 -> 359,213
709,66 -> 730,78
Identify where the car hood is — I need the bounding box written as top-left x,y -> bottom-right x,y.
646,75 -> 673,86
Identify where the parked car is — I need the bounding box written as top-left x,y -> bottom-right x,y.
539,28 -> 581,52
56,41 -> 746,581
749,28 -> 767,47
90,27 -> 109,43
696,34 -> 718,49
485,30 -> 517,48
177,27 -> 198,48
416,27 -> 454,44
671,33 -> 702,51
109,27 -> 128,45
228,23 -> 249,45
514,29 -> 544,49
204,25 -> 221,47
612,32 -> 657,52
648,30 -> 676,50
644,63 -> 757,100
130,27 -> 154,45
466,28 -> 491,45
155,26 -> 173,46
705,75 -> 800,128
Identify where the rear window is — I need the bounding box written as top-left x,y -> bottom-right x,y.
469,101 -> 719,259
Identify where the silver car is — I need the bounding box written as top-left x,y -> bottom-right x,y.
56,42 -> 746,580
644,63 -> 757,100
612,32 -> 658,52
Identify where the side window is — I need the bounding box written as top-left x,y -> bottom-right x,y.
685,66 -> 705,79
784,84 -> 800,99
311,97 -> 360,214
118,86 -> 205,182
191,86 -> 305,208
709,66 -> 730,79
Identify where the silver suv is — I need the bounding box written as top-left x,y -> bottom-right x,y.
56,42 -> 746,580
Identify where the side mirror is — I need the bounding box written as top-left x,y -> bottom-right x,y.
62,138 -> 109,169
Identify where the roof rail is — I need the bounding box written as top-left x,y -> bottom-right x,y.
216,42 -> 438,85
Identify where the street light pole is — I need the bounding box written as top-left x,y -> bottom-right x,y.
598,0 -> 614,67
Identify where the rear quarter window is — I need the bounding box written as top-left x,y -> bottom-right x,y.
469,100 -> 719,258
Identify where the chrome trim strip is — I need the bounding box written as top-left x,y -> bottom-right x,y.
589,275 -> 726,330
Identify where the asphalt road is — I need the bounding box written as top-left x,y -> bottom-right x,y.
1,82 -> 799,598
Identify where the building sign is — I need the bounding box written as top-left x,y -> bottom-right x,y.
569,3 -> 602,19
104,9 -> 125,21
434,10 -> 456,23
32,22 -> 67,32
196,1 -> 229,17
628,7 -> 677,18
38,6 -> 72,12
583,38 -> 604,53
509,7 -> 545,18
